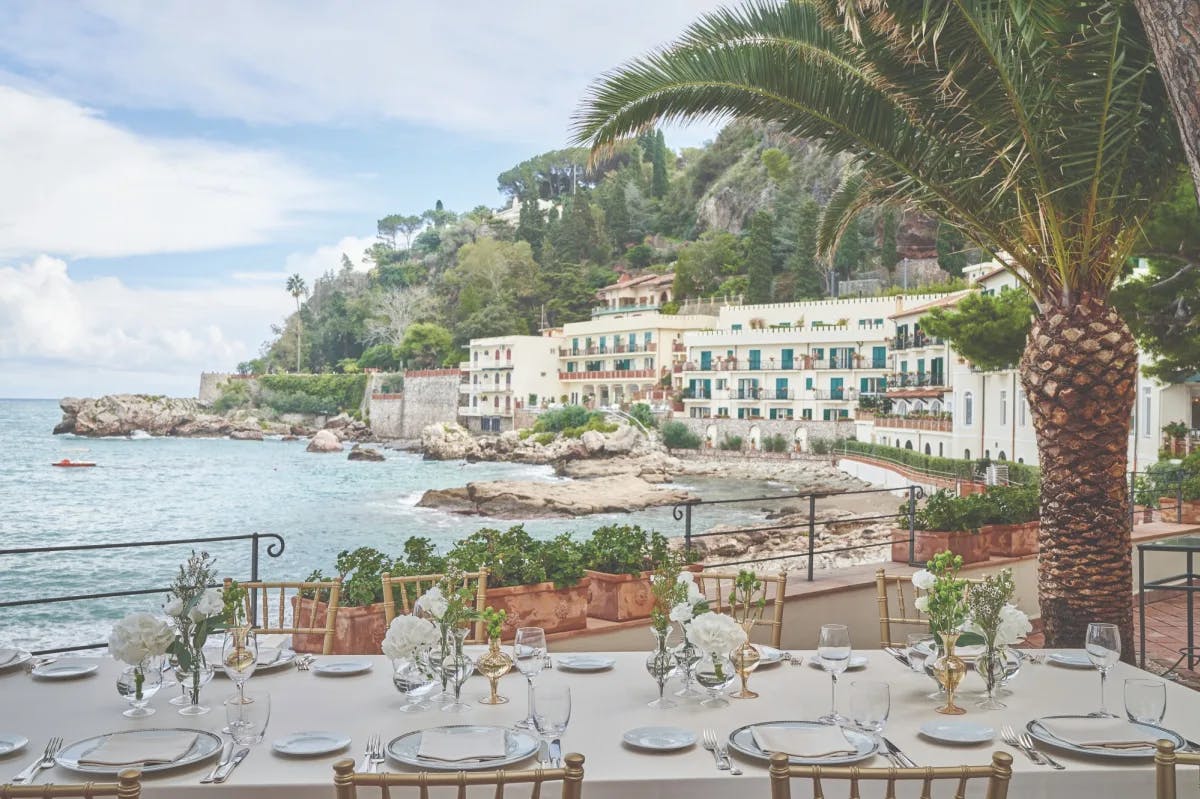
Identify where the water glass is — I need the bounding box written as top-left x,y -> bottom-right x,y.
224,690 -> 270,745
848,681 -> 890,738
1124,678 -> 1166,724
1085,622 -> 1121,717
512,627 -> 546,730
817,624 -> 851,725
532,682 -> 571,766
905,633 -> 933,674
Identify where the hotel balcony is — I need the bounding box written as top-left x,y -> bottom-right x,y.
558,342 -> 657,357
889,333 -> 945,350
887,373 -> 947,389
681,357 -> 887,373
590,302 -> 661,317
558,368 -> 656,381
872,413 -> 953,432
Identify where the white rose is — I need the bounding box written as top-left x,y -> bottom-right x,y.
163,597 -> 184,618
188,588 -> 225,622
676,571 -> 704,605
381,614 -> 439,660
911,569 -> 936,591
108,612 -> 175,665
414,586 -> 449,621
685,612 -> 747,655
914,596 -> 929,612
669,602 -> 694,624
995,605 -> 1032,646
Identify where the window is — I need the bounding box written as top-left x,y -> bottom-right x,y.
749,349 -> 761,370
964,449 -> 971,460
802,409 -> 813,420
1018,390 -> 1026,427
1143,387 -> 1153,437
732,324 -> 743,331
963,392 -> 974,426
999,390 -> 1008,426
938,443 -> 944,457
805,377 -> 814,391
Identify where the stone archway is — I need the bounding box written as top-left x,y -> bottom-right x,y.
793,427 -> 807,453
748,425 -> 761,451
705,424 -> 718,448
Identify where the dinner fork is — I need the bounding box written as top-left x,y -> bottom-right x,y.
1000,725 -> 1045,765
360,734 -> 378,774
701,729 -> 726,771
295,655 -> 314,671
11,736 -> 62,784
1019,731 -> 1065,769
370,735 -> 386,773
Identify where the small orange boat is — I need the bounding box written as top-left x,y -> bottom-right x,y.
52,458 -> 96,468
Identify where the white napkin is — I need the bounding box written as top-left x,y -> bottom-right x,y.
0,648 -> 18,667
752,726 -> 858,758
257,647 -> 281,666
1039,717 -> 1160,750
78,732 -> 199,766
417,729 -> 508,762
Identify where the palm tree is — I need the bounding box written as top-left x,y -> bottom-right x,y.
285,273 -> 307,373
573,0 -> 1183,654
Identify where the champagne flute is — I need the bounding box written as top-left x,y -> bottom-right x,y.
532,682 -> 571,766
222,628 -> 259,706
817,624 -> 851,725
512,627 -> 546,730
1085,622 -> 1121,717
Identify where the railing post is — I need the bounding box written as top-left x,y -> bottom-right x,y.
807,494 -> 817,582
250,533 -> 261,626
907,486 -> 917,566
684,505 -> 693,555
1177,479 -> 1184,525
1129,472 -> 1136,529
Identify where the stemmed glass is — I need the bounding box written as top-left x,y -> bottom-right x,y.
1085,622 -> 1121,717
848,681 -> 891,744
222,628 -> 258,706
532,682 -> 571,767
512,627 -> 546,730
817,624 -> 851,725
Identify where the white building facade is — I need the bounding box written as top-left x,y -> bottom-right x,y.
460,334 -> 563,432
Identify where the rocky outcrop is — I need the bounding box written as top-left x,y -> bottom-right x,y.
323,413 -> 373,442
54,395 -> 287,438
307,429 -> 343,453
417,475 -> 695,519
420,422 -> 659,465
229,429 -> 264,441
347,444 -> 385,462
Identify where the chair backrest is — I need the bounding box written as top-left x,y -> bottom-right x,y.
2,770 -> 141,799
875,569 -> 983,649
381,568 -> 489,643
1156,739 -> 1200,799
225,577 -> 343,655
332,752 -> 584,799
694,569 -> 787,648
769,751 -> 1012,799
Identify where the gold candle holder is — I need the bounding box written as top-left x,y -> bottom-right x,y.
476,637 -> 513,705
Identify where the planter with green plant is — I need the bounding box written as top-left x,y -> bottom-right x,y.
892,490 -> 991,565
446,525 -> 588,637
978,485 -> 1041,557
579,524 -> 690,622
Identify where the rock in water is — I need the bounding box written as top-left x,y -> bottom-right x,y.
347,444 -> 385,461
580,430 -> 605,453
306,429 -> 343,453
416,475 -> 694,518
229,429 -> 264,441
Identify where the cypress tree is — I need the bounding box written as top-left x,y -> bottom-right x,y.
651,130 -> 669,198
745,211 -> 775,304
787,199 -> 824,299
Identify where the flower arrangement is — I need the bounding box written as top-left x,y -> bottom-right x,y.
668,570 -> 708,625
685,612 -> 747,679
163,552 -> 231,671
965,569 -> 1031,649
649,557 -> 687,635
108,612 -> 174,703
380,614 -> 439,661
481,607 -> 507,641
728,569 -> 765,628
413,565 -> 480,631
913,551 -> 968,636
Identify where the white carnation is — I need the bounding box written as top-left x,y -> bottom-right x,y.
995,605 -> 1032,646
911,569 -> 936,591
414,586 -> 449,621
685,612 -> 747,655
188,588 -> 226,622
677,571 -> 704,605
669,602 -> 694,624
914,596 -> 929,612
381,614 -> 439,660
109,612 -> 175,665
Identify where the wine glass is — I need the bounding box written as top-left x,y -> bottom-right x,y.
222,628 -> 259,706
512,627 -> 546,730
1124,678 -> 1166,724
1085,622 -> 1121,717
848,681 -> 890,743
532,682 -> 571,766
817,624 -> 851,725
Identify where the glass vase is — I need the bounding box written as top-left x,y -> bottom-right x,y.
672,624 -> 704,701
645,627 -> 678,709
175,653 -> 214,716
437,628 -> 474,714
932,632 -> 967,715
116,657 -> 163,718
391,655 -> 436,712
695,651 -> 736,708
730,622 -> 761,699
476,637 -> 514,705
976,643 -> 1008,710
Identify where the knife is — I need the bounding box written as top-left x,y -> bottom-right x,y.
200,740 -> 235,784
881,737 -> 917,768
212,747 -> 249,784
549,739 -> 562,768
884,647 -> 912,668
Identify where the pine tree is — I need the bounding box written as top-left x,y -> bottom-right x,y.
786,199 -> 825,299
745,211 -> 775,304
833,217 -> 864,280
515,189 -> 546,261
936,221 -> 969,276
880,210 -> 900,272
651,130 -> 669,198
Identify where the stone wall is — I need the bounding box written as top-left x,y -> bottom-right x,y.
672,416 -> 856,453
197,373 -> 258,405
365,370 -> 461,439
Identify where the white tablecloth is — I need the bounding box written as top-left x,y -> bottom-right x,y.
1,651 -> 1197,799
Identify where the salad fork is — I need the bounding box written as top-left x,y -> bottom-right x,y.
11,736 -> 62,784
1000,725 -> 1044,765
701,729 -> 725,771
1019,731 -> 1065,769
370,735 -> 386,773
359,734 -> 378,774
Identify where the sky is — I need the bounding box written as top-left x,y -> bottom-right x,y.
0,1 -> 726,399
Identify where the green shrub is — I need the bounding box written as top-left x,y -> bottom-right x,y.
534,432 -> 556,446
979,485 -> 1039,524
518,429 -> 533,440
212,380 -> 250,413
257,373 -> 368,415
762,433 -> 789,453
901,490 -> 988,533
533,405 -> 600,434
561,417 -> 619,438
304,538 -> 447,607
579,524 -> 670,575
628,402 -> 658,430
809,437 -> 833,455
448,525 -> 584,588
661,421 -> 701,449
719,434 -> 744,451
843,440 -> 1040,485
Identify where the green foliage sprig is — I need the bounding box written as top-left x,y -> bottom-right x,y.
661,421 -> 701,449
579,524 -> 669,576
481,607 -> 507,640
924,551 -> 968,637
447,525 -> 584,589
965,569 -> 1015,648
729,569 -> 765,627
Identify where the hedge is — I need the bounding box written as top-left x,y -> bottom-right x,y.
256,374 -> 368,415
843,440 -> 1040,485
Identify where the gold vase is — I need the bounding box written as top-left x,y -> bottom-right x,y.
933,631 -> 967,715
729,622 -> 761,699
476,637 -> 513,705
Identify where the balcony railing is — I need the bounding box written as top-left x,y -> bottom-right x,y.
887,374 -> 947,389
559,342 -> 656,357
559,368 -> 656,381
874,414 -> 953,432
590,303 -> 661,317
890,333 -> 944,350
680,357 -> 888,373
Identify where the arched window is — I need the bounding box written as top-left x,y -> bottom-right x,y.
1018,457 -> 1024,464
963,392 -> 974,426
924,443 -> 932,455
998,451 -> 1007,461
964,449 -> 971,460
905,440 -> 914,450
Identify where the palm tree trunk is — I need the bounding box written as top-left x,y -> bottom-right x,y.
1019,294 -> 1139,661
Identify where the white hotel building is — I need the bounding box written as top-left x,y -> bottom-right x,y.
459,334 -> 562,433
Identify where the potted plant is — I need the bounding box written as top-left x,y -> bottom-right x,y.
891,491 -> 990,565
447,525 -> 588,637
296,539 -> 446,654
977,485 -> 1040,557
579,524 -> 675,622
1163,421 -> 1189,456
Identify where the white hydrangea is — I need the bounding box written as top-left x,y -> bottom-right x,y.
685,612 -> 747,655
108,612 -> 175,665
911,569 -> 936,591
413,586 -> 449,621
188,588 -> 226,622
381,614 -> 439,660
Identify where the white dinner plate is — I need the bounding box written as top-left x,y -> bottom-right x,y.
272,731 -> 353,757
919,721 -> 995,745
387,726 -> 539,771
0,734 -> 29,757
727,721 -> 877,765
1026,716 -> 1184,759
31,660 -> 99,680
0,649 -> 31,672
622,726 -> 696,751
1047,652 -> 1094,669
310,659 -> 372,676
754,645 -> 784,666
206,647 -> 298,675
808,654 -> 869,671
56,728 -> 222,775
556,655 -> 615,672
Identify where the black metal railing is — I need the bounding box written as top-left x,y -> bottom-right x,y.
1,533 -> 285,655
671,485 -> 925,580
1129,470 -> 1190,526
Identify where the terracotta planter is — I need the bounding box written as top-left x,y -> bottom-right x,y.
985,521 -> 1039,557
1182,500 -> 1200,525
290,597 -> 387,655
891,528 -> 990,566
485,579 -> 590,638
585,565 -> 701,622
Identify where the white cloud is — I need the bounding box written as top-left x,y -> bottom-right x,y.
0,1 -> 726,144
0,86 -> 335,259
283,235 -> 378,276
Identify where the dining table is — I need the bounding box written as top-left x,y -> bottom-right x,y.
2,649 -> 1198,799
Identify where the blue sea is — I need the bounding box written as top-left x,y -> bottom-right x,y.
0,399 -> 783,652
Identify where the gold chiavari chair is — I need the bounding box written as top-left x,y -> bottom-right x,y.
381,568 -> 489,643
1156,739 -> 1200,799
769,751 -> 1012,799
875,569 -> 984,649
694,569 -> 787,648
332,753 -> 584,799
2,770 -> 141,799
224,577 -> 342,655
